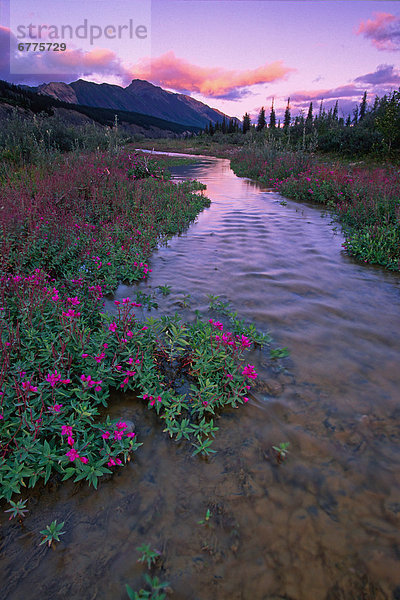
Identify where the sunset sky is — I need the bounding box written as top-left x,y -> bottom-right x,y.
1,0 -> 399,121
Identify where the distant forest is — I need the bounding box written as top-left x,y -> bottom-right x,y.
203,90 -> 400,158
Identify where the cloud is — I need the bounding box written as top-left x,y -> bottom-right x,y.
0,25 -> 127,85
0,29 -> 294,100
357,12 -> 400,51
354,63 -> 400,85
290,84 -> 364,103
129,51 -> 295,98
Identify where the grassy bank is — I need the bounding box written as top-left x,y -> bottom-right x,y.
0,149 -> 273,504
135,137 -> 242,158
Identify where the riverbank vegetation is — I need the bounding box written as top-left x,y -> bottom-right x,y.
0,148 -> 275,503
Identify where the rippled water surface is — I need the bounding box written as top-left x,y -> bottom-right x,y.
2,156 -> 400,600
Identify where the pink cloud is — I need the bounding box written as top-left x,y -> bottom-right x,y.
129,51 -> 295,98
290,84 -> 364,103
357,12 -> 400,51
0,26 -> 125,83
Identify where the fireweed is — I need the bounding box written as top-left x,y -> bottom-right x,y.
231,148 -> 400,271
0,151 -> 271,501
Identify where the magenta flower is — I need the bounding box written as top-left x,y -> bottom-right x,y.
80,456 -> 89,464
241,364 -> 258,379
66,448 -> 80,461
67,436 -> 75,446
22,381 -> 38,393
238,335 -> 252,348
102,431 -> 110,439
46,370 -> 62,387
61,425 -> 73,436
48,403 -> 63,413
109,322 -> 117,332
62,308 -> 81,318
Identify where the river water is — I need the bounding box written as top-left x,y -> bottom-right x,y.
2,156 -> 400,599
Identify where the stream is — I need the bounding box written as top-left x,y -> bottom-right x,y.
1,155 -> 400,600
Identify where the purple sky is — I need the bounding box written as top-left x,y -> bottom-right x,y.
1,0 -> 399,121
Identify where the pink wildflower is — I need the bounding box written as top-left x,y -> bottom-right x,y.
48,403 -> 63,413
66,448 -> 80,461
242,364 -> 258,379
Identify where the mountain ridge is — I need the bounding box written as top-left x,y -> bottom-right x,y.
35,78 -> 237,128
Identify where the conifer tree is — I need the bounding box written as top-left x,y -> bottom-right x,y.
305,102 -> 313,133
359,91 -> 367,120
242,112 -> 251,133
332,100 -> 338,123
256,106 -> 266,131
283,97 -> 291,131
269,99 -> 276,129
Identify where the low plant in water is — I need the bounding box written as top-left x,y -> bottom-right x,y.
126,575 -> 170,600
197,508 -> 212,526
137,544 -> 161,569
39,519 -> 65,547
272,442 -> 290,463
4,498 -> 29,520
157,285 -> 172,296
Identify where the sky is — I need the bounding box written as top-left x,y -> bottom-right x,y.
0,0 -> 399,121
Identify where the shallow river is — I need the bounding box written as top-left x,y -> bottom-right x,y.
2,156 -> 400,600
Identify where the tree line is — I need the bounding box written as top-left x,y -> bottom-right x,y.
202,89 -> 400,158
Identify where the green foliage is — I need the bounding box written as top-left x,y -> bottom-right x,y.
270,347 -> 290,359
197,508 -> 212,525
272,442 -> 290,463
4,498 -> 29,520
126,576 -> 170,600
157,285 -> 172,296
39,519 -> 65,547
137,544 -> 161,569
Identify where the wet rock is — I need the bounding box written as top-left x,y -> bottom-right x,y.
124,419 -> 135,433
255,379 -> 284,396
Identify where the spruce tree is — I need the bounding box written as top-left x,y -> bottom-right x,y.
242,112 -> 251,134
256,107 -> 266,131
283,97 -> 291,131
332,100 -> 338,123
359,91 -> 367,120
269,99 -> 276,129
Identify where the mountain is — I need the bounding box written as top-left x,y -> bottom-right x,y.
36,79 -> 236,128
0,79 -> 200,137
